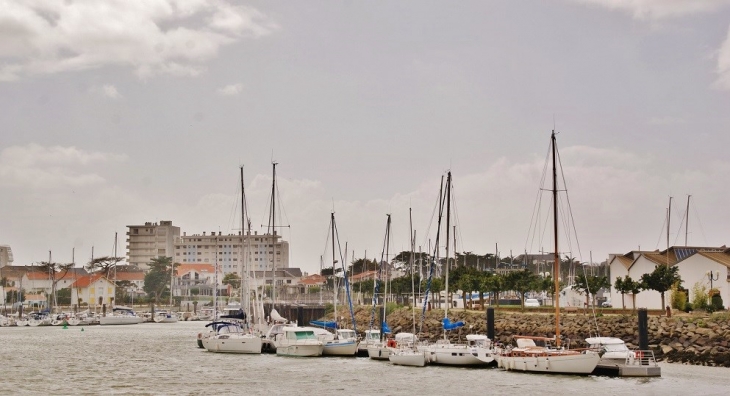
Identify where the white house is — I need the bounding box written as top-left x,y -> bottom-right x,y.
608,246 -> 729,310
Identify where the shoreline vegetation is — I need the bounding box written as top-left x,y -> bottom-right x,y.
340,305 -> 730,367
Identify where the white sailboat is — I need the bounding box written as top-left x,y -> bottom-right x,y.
367,214 -> 393,361
389,209 -> 428,367
495,131 -> 600,375
310,212 -> 358,357
419,172 -> 494,366
202,166 -> 262,355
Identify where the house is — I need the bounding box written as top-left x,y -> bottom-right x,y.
175,263 -> 221,297
298,274 -> 326,289
70,274 -> 116,307
608,246 -> 730,310
350,270 -> 378,282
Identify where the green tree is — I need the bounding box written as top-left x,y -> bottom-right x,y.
614,275 -> 644,312
115,280 -> 135,304
572,273 -> 610,307
456,272 -> 479,309
37,261 -> 74,312
143,256 -> 176,304
222,273 -> 241,289
86,256 -> 124,279
482,273 -> 505,307
56,288 -> 71,305
535,275 -> 554,306
504,270 -> 540,311
641,265 -> 682,310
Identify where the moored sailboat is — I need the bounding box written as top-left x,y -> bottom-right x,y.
494,131 -> 600,375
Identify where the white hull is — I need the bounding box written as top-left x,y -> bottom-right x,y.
203,334 -> 262,354
154,316 -> 179,323
276,343 -> 324,357
420,344 -> 494,366
367,345 -> 391,360
389,350 -> 427,367
496,351 -> 600,374
99,316 -> 143,325
322,340 -> 358,356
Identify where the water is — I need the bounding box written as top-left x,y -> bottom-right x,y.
1,321 -> 727,395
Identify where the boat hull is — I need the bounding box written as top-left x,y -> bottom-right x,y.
389,350 -> 427,367
496,351 -> 600,374
367,345 -> 391,360
203,334 -> 262,354
276,343 -> 324,357
420,344 -> 494,366
322,340 -> 358,356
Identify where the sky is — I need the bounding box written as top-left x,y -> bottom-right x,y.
2,0 -> 730,275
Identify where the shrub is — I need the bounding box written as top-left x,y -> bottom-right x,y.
691,282 -> 709,311
670,282 -> 687,311
684,302 -> 693,312
710,293 -> 724,312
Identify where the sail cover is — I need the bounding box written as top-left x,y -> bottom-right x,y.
270,308 -> 288,323
442,318 -> 464,331
309,320 -> 337,329
382,322 -> 392,334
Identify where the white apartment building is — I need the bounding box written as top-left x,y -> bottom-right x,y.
126,221 -> 180,270
174,230 -> 289,275
0,245 -> 13,268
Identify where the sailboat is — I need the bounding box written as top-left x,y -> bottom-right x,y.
202,166 -> 263,354
418,171 -> 494,366
389,209 -> 429,367
367,214 -> 394,360
495,131 -> 600,374
99,234 -> 143,325
307,212 -> 358,356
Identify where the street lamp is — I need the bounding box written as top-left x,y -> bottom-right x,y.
707,270 -> 719,290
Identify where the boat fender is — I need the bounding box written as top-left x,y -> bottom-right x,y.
198,333 -> 202,339
387,339 -> 397,348
635,351 -> 643,361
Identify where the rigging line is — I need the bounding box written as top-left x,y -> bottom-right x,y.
420,175 -> 442,250
556,137 -> 584,263
526,143 -> 552,255
320,217 -> 333,262
673,207 -> 688,246
654,208 -> 668,251
691,201 -> 708,245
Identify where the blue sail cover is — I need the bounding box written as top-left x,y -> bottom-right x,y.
442,318 -> 464,331
382,322 -> 392,334
309,320 -> 337,329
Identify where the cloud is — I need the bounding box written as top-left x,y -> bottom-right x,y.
216,83 -> 243,96
89,84 -> 122,99
0,144 -> 127,188
571,0 -> 730,20
647,116 -> 686,125
0,0 -> 278,81
716,26 -> 730,90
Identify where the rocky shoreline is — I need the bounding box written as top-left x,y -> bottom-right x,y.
344,306 -> 730,367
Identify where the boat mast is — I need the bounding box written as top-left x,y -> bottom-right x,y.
444,171 -> 452,336
552,130 -> 561,347
240,166 -> 250,326
268,162 -> 278,307
331,212 -> 337,334
685,195 -> 691,246
410,208 -> 416,335
382,214 -> 391,341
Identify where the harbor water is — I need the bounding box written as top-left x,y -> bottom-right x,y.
1,321 -> 727,396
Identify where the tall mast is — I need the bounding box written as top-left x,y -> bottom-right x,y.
268,162 -> 278,305
331,212 -> 337,333
685,195 -> 691,246
667,196 -> 672,267
552,130 -> 561,346
240,166 -> 250,324
410,208 -> 416,335
444,171 -> 452,330
381,214 -> 391,341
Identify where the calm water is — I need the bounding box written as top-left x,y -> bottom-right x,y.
0,321 -> 727,396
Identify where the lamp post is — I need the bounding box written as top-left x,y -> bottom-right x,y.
707,270 -> 719,290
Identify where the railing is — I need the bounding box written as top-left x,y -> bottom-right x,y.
625,349 -> 658,366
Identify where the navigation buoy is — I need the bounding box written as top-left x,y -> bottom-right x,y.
62,324 -> 68,329
81,328 -> 85,332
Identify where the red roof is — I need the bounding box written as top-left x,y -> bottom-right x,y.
299,274 -> 326,285
70,273 -> 111,288
26,272 -> 51,280
175,263 -> 217,276
351,270 -> 378,282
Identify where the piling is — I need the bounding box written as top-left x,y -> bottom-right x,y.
486,307 -> 495,340
638,308 -> 649,351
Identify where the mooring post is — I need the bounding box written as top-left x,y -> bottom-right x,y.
297,306 -> 304,326
638,308 -> 649,365
486,307 -> 495,341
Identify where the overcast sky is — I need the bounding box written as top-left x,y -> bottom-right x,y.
2,0 -> 730,275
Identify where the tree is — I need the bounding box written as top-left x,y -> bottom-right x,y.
143,256 -> 176,305
222,273 -> 241,289
614,276 -> 627,310
115,280 -> 135,304
37,261 -> 74,312
86,256 -> 124,279
535,275 -> 554,306
614,275 -> 644,312
504,270 -> 540,311
572,273 -> 610,307
482,273 -> 505,307
641,265 -> 681,310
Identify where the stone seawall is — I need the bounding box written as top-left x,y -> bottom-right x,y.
345,306 -> 730,367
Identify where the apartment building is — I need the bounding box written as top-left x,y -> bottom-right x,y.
126,221 -> 180,270
174,230 -> 289,275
